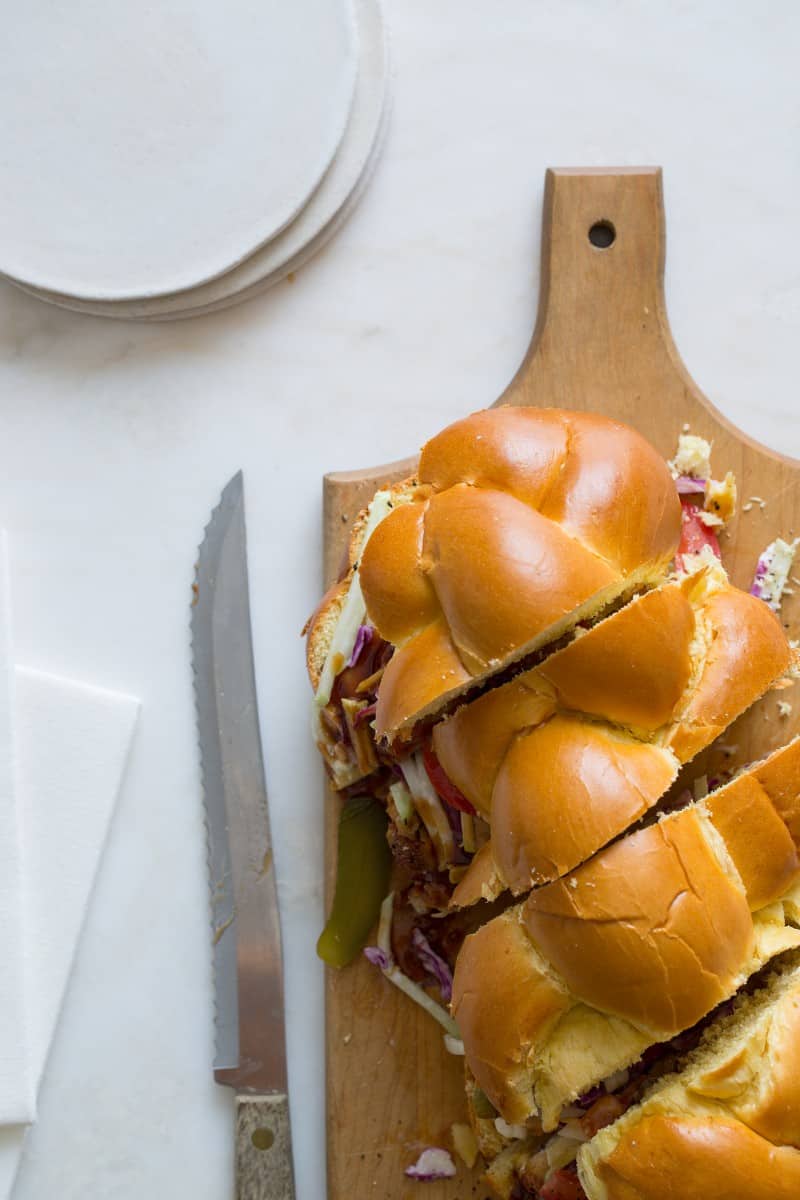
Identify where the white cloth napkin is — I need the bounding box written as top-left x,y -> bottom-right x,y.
0,537 -> 139,1198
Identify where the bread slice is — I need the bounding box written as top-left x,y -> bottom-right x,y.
475,952 -> 800,1198
451,738 -> 800,1132
577,951 -> 800,1200
306,408 -> 681,751
307,408 -> 684,790
365,408 -> 682,742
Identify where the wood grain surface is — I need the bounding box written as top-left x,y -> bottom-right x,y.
320,167 -> 800,1200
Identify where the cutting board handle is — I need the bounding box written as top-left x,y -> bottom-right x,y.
322,165 -> 793,585
499,167 -> 696,413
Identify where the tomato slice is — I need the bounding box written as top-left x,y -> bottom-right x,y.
578,1092 -> 628,1137
539,1168 -> 586,1200
676,499 -> 721,572
422,747 -> 476,815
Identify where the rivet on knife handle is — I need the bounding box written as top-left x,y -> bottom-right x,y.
236,1095 -> 295,1200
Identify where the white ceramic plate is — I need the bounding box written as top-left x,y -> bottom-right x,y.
0,0 -> 357,299
12,0 -> 388,322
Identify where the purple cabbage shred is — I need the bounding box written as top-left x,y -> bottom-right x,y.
363,945 -> 391,971
411,928 -> 454,1002
443,802 -> 470,864
675,476 -> 707,495
750,554 -> 771,601
346,624 -> 374,669
575,1084 -> 605,1109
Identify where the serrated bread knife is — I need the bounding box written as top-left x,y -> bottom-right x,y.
191,471 -> 295,1199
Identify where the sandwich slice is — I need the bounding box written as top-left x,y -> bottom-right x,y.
361,407 -> 682,745
452,738 -> 800,1138
308,406 -> 682,789
575,950 -> 800,1200
479,949 -> 800,1199
435,561 -> 793,904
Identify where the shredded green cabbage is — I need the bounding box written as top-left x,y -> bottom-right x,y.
399,753 -> 456,868
314,489 -> 395,708
389,780 -> 415,825
370,891 -> 460,1036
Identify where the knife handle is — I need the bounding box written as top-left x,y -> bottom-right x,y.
235,1093 -> 296,1200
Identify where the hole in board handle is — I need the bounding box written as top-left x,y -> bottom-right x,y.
588,220 -> 616,249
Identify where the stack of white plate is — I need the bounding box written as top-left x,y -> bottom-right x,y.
0,0 -> 387,320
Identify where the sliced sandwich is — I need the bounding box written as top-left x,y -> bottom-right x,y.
478,949 -> 800,1199
452,738 -> 800,1138
361,407 -> 682,744
575,951 -> 800,1200
308,406 -> 681,788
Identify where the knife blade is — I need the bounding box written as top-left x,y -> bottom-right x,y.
191,471 -> 295,1200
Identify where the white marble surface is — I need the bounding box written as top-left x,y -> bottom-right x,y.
2,2 -> 800,1197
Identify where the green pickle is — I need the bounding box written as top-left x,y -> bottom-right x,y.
471,1089 -> 498,1119
316,794 -> 391,968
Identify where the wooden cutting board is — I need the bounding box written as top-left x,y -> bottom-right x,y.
320,167 -> 800,1200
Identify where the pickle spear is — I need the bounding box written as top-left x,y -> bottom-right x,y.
317,794 -> 392,968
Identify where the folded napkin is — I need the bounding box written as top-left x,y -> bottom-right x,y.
0,537 -> 139,1199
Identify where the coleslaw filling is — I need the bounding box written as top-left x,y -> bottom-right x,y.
669,433 -> 736,578
750,536 -> 799,612
314,489 -> 396,708
363,892 -> 461,1038
500,992 -> 739,1199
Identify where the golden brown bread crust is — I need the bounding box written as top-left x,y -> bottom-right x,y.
361,408 -> 681,738
355,499 -> 437,643
374,617 -> 472,736
743,734 -> 800,843
432,673 -> 558,819
522,812 -> 754,1033
452,746 -> 800,1130
707,770 -> 800,910
452,910 -> 571,1125
305,578 -> 347,691
591,1116 -> 800,1200
437,571 -> 792,900
417,408 -> 680,572
576,953 -> 800,1198
477,953 -> 800,1198
490,718 -> 677,890
537,582 -> 696,730
418,405 -> 570,509
420,484 -> 617,675
664,585 -> 792,761
450,841 -> 502,907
